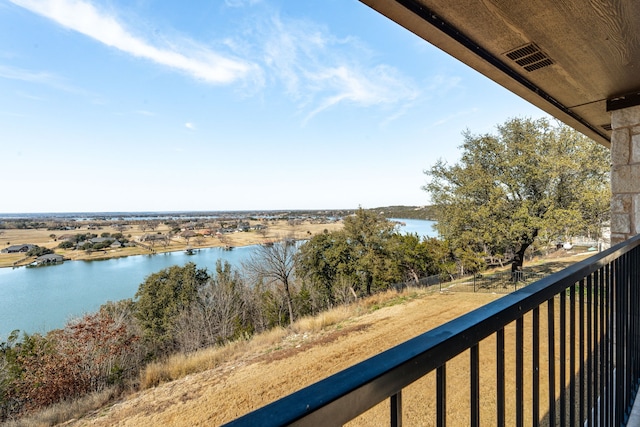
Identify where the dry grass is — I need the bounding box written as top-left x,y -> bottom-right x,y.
290,306 -> 354,334
64,287 -> 499,427
139,327 -> 294,389
140,342 -> 247,389
64,273 -> 592,427
3,388 -> 118,427
139,294 -> 405,391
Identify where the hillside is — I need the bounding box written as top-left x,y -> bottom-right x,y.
66,291 -> 502,426
56,252 -> 588,426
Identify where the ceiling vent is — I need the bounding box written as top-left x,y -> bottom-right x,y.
601,123 -> 612,131
505,43 -> 554,72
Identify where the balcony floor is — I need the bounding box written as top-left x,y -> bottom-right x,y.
629,394 -> 640,426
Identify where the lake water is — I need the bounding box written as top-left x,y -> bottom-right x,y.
0,219 -> 436,340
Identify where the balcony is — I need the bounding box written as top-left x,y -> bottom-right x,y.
223,233 -> 640,426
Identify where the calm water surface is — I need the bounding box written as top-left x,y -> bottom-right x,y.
0,220 -> 436,339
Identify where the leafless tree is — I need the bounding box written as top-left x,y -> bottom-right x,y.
243,239 -> 297,326
257,226 -> 269,239
181,230 -> 197,246
174,261 -> 246,352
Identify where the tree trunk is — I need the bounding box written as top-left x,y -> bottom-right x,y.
511,240 -> 533,282
283,281 -> 294,327
410,269 -> 420,286
511,229 -> 538,281
365,275 -> 373,296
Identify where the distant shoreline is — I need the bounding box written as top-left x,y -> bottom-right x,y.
0,206 -> 434,221
0,209 -> 358,220
0,217 -> 346,269
0,208 -> 435,268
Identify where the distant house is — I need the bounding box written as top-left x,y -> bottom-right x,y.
35,253 -> 64,265
181,230 -> 198,239
1,244 -> 36,254
140,234 -> 166,242
89,237 -> 112,244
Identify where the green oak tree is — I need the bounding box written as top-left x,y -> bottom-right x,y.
297,209 -> 428,301
296,230 -> 353,308
342,208 -> 397,295
134,262 -> 209,354
424,117 -> 610,274
387,233 -> 439,284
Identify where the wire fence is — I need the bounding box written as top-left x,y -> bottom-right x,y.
393,270 -> 546,294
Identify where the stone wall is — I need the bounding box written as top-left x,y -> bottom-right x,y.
610,105 -> 640,244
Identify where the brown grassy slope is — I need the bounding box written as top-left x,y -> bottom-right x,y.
68,291 -> 503,427
65,253 -> 591,426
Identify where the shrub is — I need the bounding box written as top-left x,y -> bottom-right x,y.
26,246 -> 53,257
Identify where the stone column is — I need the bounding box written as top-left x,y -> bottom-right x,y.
610,105 -> 640,245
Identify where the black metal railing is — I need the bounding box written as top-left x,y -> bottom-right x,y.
223,234 -> 640,426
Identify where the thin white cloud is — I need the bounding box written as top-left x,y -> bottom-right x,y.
0,64 -> 89,95
303,64 -> 418,124
258,14 -> 419,124
185,122 -> 196,130
16,91 -> 45,101
430,108 -> 479,128
225,0 -> 262,7
0,64 -> 58,84
9,0 -> 259,85
426,74 -> 462,95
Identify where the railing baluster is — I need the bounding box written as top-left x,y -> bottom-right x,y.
587,274 -> 593,425
547,298 -> 556,426
471,344 -> 479,427
596,267 -> 607,427
570,284 -> 576,427
533,307 -> 539,427
390,391 -> 402,427
516,316 -> 524,427
437,364 -> 446,427
624,252 -> 632,422
628,249 -> 640,393
636,247 -> 640,390
607,261 -> 614,427
632,249 -> 638,397
579,278 -> 585,425
593,269 -> 599,425
616,257 -> 624,425
560,288 -> 566,426
496,328 -> 505,427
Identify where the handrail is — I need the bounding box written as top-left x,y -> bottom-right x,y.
223,234 -> 640,426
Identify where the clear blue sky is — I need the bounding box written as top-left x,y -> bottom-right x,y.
0,0 -> 549,213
